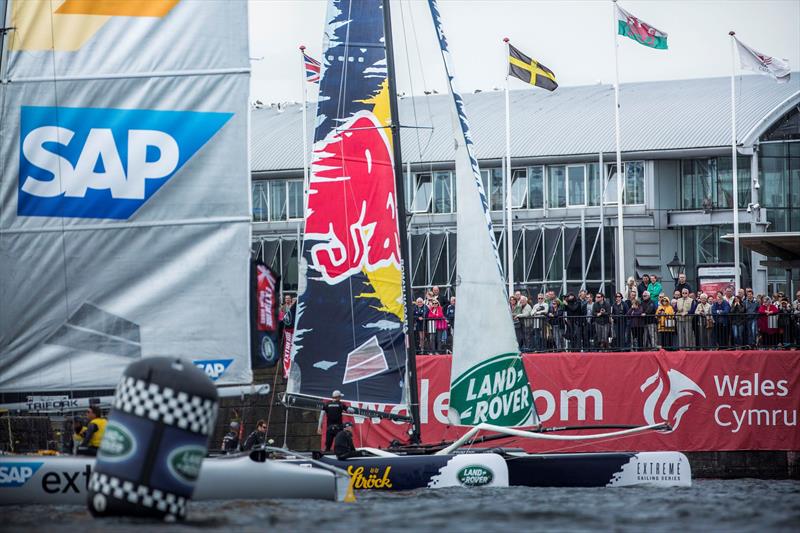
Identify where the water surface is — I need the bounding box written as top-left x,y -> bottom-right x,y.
5,479 -> 798,532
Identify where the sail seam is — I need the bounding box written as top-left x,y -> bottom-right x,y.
1,216 -> 253,235
8,67 -> 250,84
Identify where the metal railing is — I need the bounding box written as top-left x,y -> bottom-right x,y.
412,313 -> 800,354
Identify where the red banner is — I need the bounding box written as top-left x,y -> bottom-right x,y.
282,329 -> 293,378
343,351 -> 800,452
256,264 -> 278,332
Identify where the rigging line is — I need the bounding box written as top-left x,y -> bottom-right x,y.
406,0 -> 436,160
331,124 -> 434,132
264,354 -> 283,434
398,1 -> 425,170
337,0 -> 358,370
0,6 -> 11,340
47,0 -> 74,397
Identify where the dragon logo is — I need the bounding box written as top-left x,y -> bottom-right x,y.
641,368 -> 705,431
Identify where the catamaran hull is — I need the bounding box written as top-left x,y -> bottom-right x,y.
506,451 -> 691,487
308,450 -> 690,490
0,454 -> 347,505
313,453 -> 510,490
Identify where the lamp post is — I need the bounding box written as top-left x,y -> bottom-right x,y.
667,252 -> 685,290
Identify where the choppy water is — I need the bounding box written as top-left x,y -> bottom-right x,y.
4,479 -> 799,532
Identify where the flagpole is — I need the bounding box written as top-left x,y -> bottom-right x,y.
599,151 -> 605,295
729,32 -> 741,290
299,45 -> 310,216
611,0 -> 625,295
503,38 -> 514,296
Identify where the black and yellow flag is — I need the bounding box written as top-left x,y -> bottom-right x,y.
508,44 -> 557,92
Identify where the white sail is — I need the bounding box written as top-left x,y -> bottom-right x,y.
0,0 -> 252,392
428,0 -> 536,427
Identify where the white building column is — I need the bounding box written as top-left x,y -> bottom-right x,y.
749,144 -> 768,294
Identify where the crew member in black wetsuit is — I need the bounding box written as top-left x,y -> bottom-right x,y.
333,422 -> 359,460
319,390 -> 351,451
242,419 -> 268,450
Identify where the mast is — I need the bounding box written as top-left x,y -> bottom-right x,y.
382,0 -> 421,443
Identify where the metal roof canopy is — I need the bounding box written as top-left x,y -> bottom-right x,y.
251,73 -> 800,172
721,232 -> 800,269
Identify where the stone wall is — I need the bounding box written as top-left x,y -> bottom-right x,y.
687,451 -> 799,479
210,365 -> 320,452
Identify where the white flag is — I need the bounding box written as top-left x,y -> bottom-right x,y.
735,37 -> 791,83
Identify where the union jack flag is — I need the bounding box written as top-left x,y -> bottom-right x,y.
304,52 -> 321,83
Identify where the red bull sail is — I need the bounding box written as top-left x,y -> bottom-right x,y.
287,0 -> 407,405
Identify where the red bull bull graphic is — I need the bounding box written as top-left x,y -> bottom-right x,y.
306,111 -> 400,284
288,0 -> 406,404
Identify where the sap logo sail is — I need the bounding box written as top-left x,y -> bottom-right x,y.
193,359 -> 234,381
0,462 -> 44,487
18,106 -> 232,219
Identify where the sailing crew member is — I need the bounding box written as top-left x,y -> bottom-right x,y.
221,421 -> 240,453
71,418 -> 87,455
333,422 -> 359,460
78,405 -> 107,456
242,419 -> 268,450
319,390 -> 353,451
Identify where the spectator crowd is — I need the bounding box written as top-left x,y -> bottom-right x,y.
411,276 -> 800,354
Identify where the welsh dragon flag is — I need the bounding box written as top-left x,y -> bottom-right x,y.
616,4 -> 668,50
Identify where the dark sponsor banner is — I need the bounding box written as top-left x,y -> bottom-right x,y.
282,329 -> 293,379
289,0 -> 406,403
346,351 -> 799,452
250,260 -> 280,369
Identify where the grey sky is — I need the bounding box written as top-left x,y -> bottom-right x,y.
249,0 -> 800,104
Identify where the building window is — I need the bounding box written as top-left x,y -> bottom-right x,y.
760,140 -> 800,233
566,164 -> 586,207
547,165 -> 566,208
624,161 -> 645,205
287,180 -> 304,219
251,178 -> 304,221
716,156 -> 751,209
411,172 -> 454,214
479,168 -> 505,211
252,181 -> 268,222
587,163 -> 602,206
511,168 -> 527,208
681,159 -> 713,210
528,166 -> 544,209
432,171 -> 454,214
269,180 -> 287,221
681,157 -> 750,210
606,161 -> 645,205
411,173 -> 433,213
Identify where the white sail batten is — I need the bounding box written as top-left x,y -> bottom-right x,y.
427,0 -> 536,428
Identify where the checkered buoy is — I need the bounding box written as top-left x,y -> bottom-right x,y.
87,357 -> 218,521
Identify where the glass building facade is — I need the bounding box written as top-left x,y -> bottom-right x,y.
252,105 -> 799,297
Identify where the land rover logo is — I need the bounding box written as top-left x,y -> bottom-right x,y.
457,465 -> 494,487
261,336 -> 276,363
449,353 -> 534,426
167,446 -> 205,483
98,422 -> 135,461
